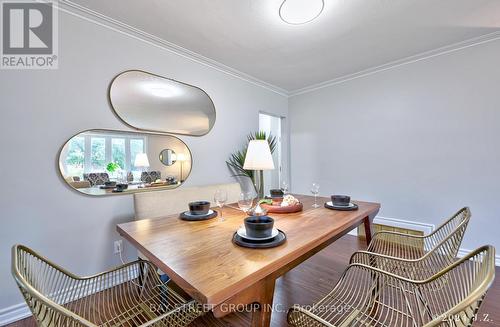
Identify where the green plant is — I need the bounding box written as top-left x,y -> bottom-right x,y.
226,131 -> 277,183
106,162 -> 121,173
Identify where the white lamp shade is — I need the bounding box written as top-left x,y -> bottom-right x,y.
243,140 -> 275,170
134,153 -> 150,168
176,153 -> 186,161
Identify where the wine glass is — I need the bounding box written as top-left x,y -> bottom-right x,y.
281,181 -> 289,195
214,189 -> 228,221
238,192 -> 254,213
311,183 -> 320,208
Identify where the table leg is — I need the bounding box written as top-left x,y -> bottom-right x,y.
251,277 -> 275,327
363,215 -> 374,247
213,276 -> 276,326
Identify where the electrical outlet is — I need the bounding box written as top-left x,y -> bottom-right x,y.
114,240 -> 123,254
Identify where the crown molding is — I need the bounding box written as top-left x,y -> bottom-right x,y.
53,0 -> 289,97
289,30 -> 500,97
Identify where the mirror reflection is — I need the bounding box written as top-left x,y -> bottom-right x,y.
59,130 -> 192,196
159,149 -> 176,166
109,70 -> 216,136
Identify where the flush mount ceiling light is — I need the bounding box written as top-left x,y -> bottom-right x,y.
279,0 -> 325,25
142,82 -> 183,98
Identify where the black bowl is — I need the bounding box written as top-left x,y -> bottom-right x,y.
105,181 -> 117,187
115,183 -> 128,191
331,195 -> 350,207
188,201 -> 211,215
270,189 -> 284,198
244,216 -> 274,239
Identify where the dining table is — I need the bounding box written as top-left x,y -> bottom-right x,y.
116,194 -> 380,327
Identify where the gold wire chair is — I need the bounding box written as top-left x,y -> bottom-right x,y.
12,245 -> 204,327
350,207 -> 471,280
288,245 -> 496,327
363,207 -> 470,260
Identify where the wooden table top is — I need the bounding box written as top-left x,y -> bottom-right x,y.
117,194 -> 380,306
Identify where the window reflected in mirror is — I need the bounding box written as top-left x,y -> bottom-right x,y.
59,130 -> 192,196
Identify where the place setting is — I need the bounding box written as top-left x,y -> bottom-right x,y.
179,201 -> 218,221
233,215 -> 286,249
324,195 -> 359,211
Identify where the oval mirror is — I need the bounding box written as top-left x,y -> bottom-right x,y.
109,70 -> 216,136
159,149 -> 176,166
59,129 -> 192,196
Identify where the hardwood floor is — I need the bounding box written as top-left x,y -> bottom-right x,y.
8,235 -> 500,327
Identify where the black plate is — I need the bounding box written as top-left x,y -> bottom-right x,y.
233,229 -> 286,249
324,202 -> 358,211
179,210 -> 218,221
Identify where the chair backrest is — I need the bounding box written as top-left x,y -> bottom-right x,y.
349,245 -> 496,327
422,245 -> 496,326
424,207 -> 470,254
353,216 -> 472,280
134,182 -> 242,220
12,245 -> 97,326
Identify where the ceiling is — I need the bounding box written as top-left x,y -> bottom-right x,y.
69,0 -> 500,93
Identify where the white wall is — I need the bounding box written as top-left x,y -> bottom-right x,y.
289,39 -> 500,253
0,9 -> 287,313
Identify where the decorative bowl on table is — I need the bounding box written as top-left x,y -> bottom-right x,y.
260,194 -> 303,213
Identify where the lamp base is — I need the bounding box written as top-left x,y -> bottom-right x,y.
248,202 -> 268,217
254,170 -> 265,199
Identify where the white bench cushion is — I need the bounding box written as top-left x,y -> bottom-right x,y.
133,182 -> 242,220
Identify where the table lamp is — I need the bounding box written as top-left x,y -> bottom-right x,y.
134,153 -> 150,183
243,140 -> 275,199
134,153 -> 150,170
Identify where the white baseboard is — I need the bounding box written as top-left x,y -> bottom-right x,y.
373,216 -> 435,234
348,215 -> 435,236
0,302 -> 31,326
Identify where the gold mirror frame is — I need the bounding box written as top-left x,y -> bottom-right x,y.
58,129 -> 193,196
